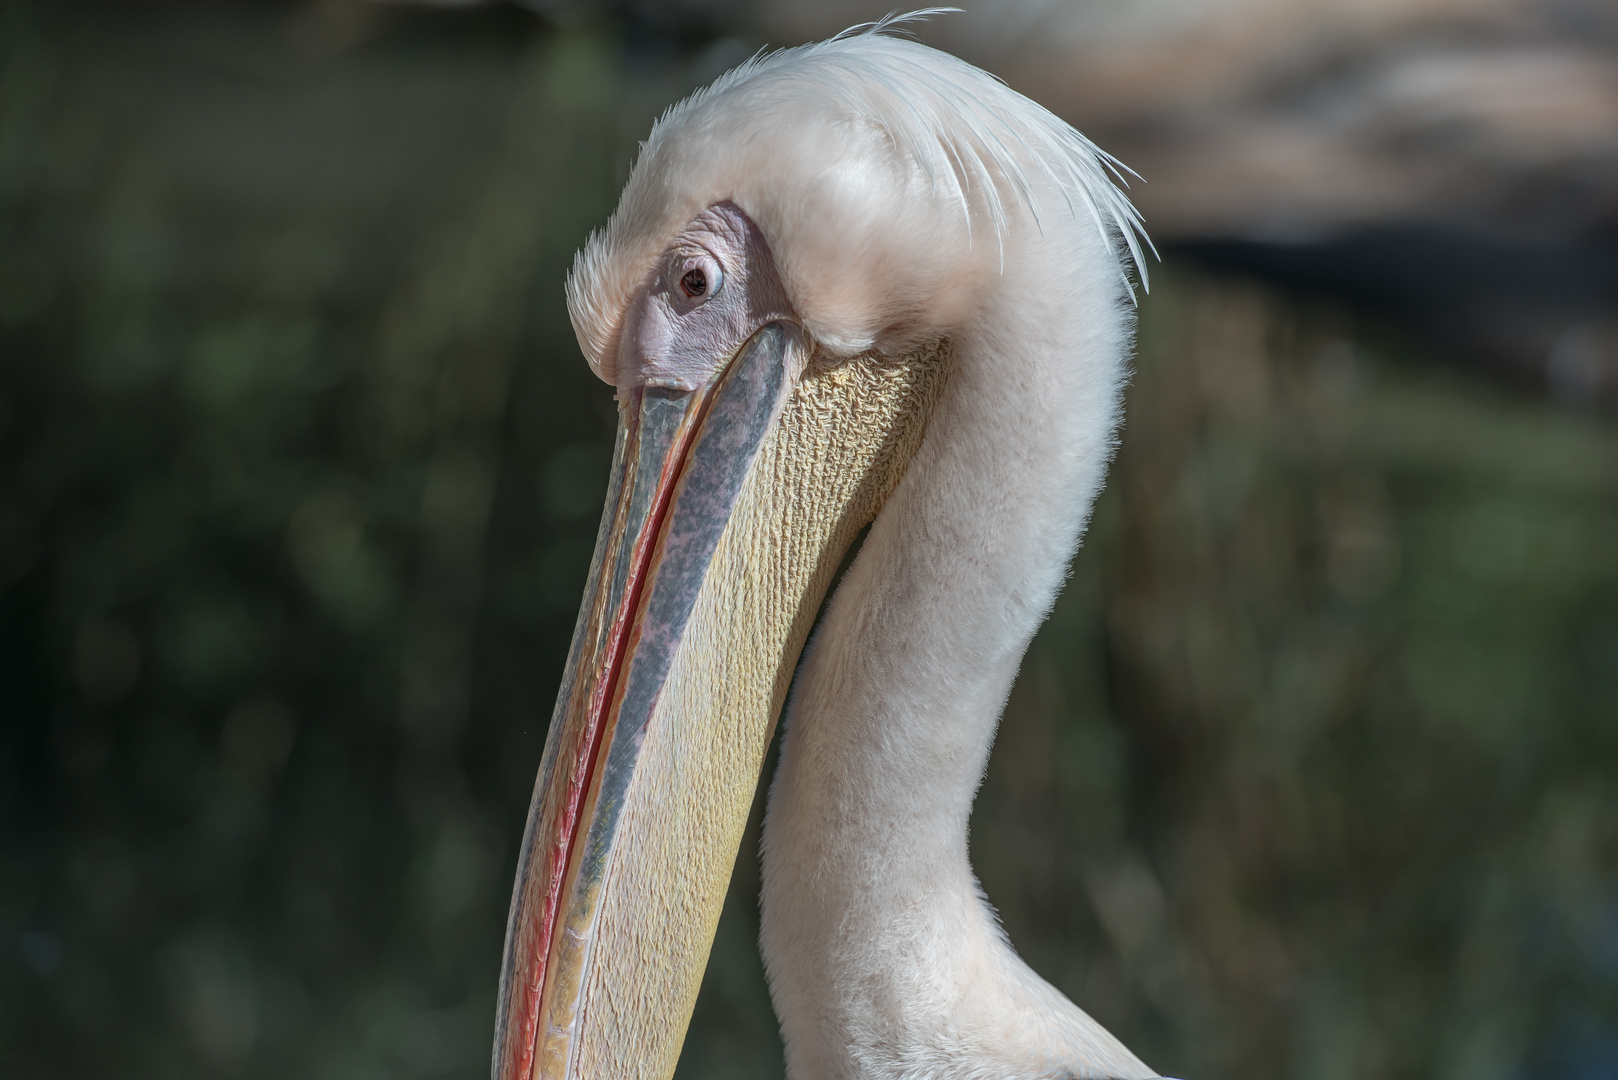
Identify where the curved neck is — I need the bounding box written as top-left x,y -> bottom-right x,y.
758,233 -> 1153,1079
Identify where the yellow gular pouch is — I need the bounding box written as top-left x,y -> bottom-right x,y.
573,339 -> 953,1080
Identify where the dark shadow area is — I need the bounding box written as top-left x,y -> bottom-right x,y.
1176,225 -> 1618,406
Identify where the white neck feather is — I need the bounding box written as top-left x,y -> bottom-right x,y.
563,25 -> 1156,1078
758,219 -> 1154,1080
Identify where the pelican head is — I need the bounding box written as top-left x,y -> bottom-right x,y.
494,22 -> 1156,1080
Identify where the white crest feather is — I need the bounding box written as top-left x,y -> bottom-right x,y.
567,14 -> 1151,381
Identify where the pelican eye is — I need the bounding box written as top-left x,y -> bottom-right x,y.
675,255 -> 722,303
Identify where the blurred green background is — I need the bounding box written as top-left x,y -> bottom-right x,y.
1,4 -> 1615,1080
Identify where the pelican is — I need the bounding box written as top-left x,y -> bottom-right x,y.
493,20 -> 1161,1080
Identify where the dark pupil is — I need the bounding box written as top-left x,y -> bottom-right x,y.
680,268 -> 707,297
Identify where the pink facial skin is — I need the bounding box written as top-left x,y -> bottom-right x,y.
614,202 -> 796,396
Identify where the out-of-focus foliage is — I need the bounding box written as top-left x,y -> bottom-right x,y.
973,274 -> 1618,1080
0,5 -> 626,1077
0,4 -> 1615,1080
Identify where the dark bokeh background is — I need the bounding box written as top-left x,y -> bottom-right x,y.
1,3 -> 1615,1080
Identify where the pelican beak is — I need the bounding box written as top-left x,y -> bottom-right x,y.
493,322 -> 951,1080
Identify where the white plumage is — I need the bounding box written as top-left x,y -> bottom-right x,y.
567,19 -> 1149,380
517,16 -> 1165,1080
